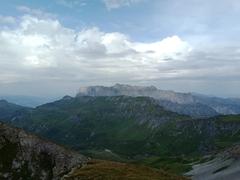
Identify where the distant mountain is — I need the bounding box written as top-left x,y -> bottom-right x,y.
193,95 -> 240,115
0,95 -> 58,107
157,100 -> 218,118
77,84 -> 195,104
0,99 -> 30,120
77,84 -> 240,117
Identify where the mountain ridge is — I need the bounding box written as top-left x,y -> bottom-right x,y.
77,84 -> 240,117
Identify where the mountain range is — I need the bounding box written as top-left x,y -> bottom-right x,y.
0,95 -> 59,107
0,84 -> 240,179
77,84 -> 240,117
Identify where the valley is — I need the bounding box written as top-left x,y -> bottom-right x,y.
0,122 -> 186,180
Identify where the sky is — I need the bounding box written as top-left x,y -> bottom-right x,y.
0,0 -> 240,98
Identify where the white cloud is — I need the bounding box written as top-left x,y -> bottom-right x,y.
0,14 -> 193,86
0,15 -> 16,24
103,0 -> 143,9
55,0 -> 87,8
102,32 -> 131,54
17,6 -> 56,19
133,36 -> 192,63
1,11 -> 240,97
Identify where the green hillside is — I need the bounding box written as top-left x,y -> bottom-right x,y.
1,96 -> 240,174
13,96 -> 192,156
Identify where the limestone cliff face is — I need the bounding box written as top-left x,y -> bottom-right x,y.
77,84 -> 240,117
77,83 -> 195,104
77,84 -> 218,118
0,122 -> 87,180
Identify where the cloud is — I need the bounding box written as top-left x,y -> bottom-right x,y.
0,13 -> 192,85
17,6 -> 56,19
55,0 -> 87,8
1,10 -> 239,97
0,15 -> 16,25
103,0 -> 143,9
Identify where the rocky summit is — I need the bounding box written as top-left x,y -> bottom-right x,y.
77,84 -> 240,117
77,83 -> 195,104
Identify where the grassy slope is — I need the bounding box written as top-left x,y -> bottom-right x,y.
65,159 -> 188,180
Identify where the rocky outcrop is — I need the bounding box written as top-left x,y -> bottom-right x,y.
0,122 -> 87,180
186,144 -> 240,180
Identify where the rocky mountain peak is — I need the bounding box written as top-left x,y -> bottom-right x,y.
112,83 -> 158,91
76,84 -> 195,104
76,84 -> 240,116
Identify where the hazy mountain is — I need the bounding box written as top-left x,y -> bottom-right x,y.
77,84 -> 195,104
0,100 -> 30,121
0,95 -> 59,107
157,100 -> 218,118
77,84 -> 240,117
194,95 -> 240,115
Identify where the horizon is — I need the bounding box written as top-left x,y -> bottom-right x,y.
0,83 -> 239,100
1,0 -> 240,98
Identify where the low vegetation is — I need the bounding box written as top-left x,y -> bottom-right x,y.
66,160 -> 188,180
